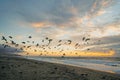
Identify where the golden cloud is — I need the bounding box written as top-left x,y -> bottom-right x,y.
31,22 -> 45,28
101,0 -> 112,8
96,9 -> 106,16
31,22 -> 50,28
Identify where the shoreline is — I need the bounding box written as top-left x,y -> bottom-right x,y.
0,55 -> 120,80
24,56 -> 120,74
26,57 -> 118,75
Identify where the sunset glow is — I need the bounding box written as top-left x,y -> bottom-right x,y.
0,0 -> 120,57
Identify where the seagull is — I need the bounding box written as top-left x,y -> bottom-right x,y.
27,46 -> 31,48
1,36 -> 7,42
67,40 -> 72,44
22,42 -> 26,44
9,36 -> 13,39
82,37 -> 85,41
58,40 -> 62,42
85,38 -> 90,42
45,37 -> 49,40
57,44 -> 61,47
11,40 -> 16,45
63,53 -> 65,56
48,39 -> 52,45
36,43 -> 39,47
28,36 -> 32,38
87,48 -> 90,51
75,43 -> 79,47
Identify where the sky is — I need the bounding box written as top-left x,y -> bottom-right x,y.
0,0 -> 120,57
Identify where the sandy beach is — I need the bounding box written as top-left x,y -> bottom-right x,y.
0,54 -> 120,80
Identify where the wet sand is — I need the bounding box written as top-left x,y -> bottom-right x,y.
0,55 -> 120,80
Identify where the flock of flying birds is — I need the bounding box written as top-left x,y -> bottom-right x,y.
0,35 -> 104,57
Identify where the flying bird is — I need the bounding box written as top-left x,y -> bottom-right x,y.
11,40 -> 16,45
82,37 -> 85,41
22,42 -> 26,44
36,43 -> 39,47
57,44 -> 61,47
85,38 -> 90,42
27,46 -> 31,48
45,37 -> 49,40
58,40 -> 62,42
67,40 -> 72,44
28,36 -> 32,38
1,36 -> 7,42
48,39 -> 53,45
9,36 -> 13,39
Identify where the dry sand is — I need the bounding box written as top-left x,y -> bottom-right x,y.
0,55 -> 120,80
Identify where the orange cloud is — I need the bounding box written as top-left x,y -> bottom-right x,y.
31,22 -> 49,28
101,0 -> 112,7
78,49 -> 115,57
96,9 -> 106,16
31,22 -> 45,28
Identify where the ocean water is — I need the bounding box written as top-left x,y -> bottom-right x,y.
24,56 -> 120,74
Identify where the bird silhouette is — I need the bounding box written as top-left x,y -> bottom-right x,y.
9,36 -> 13,39
22,42 -> 26,44
28,36 -> 32,38
48,39 -> 52,45
57,44 -> 61,47
36,43 -> 39,47
58,40 -> 62,42
11,40 -> 16,45
1,36 -> 7,42
45,37 -> 49,40
27,46 -> 31,48
82,37 -> 85,41
85,38 -> 90,42
67,40 -> 72,44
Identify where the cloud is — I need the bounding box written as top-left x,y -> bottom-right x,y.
89,22 -> 120,38
80,42 -> 120,51
16,0 -> 116,29
31,22 -> 49,28
10,0 -> 119,43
